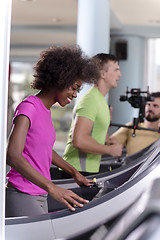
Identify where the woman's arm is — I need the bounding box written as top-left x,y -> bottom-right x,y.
7,115 -> 89,211
52,150 -> 92,186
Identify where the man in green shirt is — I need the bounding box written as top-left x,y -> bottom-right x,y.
62,54 -> 123,177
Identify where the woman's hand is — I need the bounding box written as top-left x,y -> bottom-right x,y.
48,184 -> 89,211
51,150 -> 94,187
72,171 -> 94,186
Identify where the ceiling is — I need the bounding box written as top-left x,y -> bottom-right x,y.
10,0 -> 160,60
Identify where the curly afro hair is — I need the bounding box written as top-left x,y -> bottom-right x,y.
31,45 -> 99,91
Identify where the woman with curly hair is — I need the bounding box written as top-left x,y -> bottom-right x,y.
6,45 -> 99,217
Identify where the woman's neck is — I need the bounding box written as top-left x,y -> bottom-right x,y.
36,89 -> 56,110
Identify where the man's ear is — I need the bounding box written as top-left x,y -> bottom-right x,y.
100,69 -> 105,79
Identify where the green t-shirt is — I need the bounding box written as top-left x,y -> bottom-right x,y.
63,87 -> 110,172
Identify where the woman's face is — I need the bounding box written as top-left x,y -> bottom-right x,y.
56,79 -> 83,107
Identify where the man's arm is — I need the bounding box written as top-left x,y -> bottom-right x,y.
106,134 -> 120,145
71,116 -> 122,157
110,123 -> 131,147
